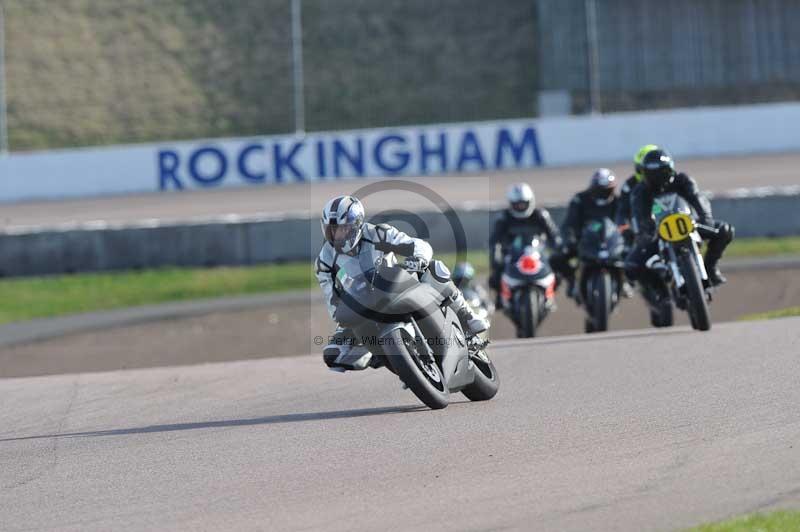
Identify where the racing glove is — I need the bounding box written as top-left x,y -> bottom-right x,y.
403,256 -> 429,273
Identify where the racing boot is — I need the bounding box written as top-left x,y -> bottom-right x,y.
323,328 -> 373,372
705,260 -> 727,286
638,278 -> 666,309
494,290 -> 503,311
621,280 -> 635,299
645,255 -> 672,283
703,250 -> 727,286
640,258 -> 670,309
451,290 -> 489,338
703,222 -> 733,286
566,279 -> 578,301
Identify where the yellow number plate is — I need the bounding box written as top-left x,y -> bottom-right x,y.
658,213 -> 695,242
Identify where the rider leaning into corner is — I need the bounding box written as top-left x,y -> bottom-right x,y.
624,148 -> 735,299
549,168 -> 620,299
315,195 -> 490,371
488,183 -> 562,306
453,262 -> 490,301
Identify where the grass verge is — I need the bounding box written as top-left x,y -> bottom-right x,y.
0,264 -> 316,325
687,510 -> 800,531
0,252 -> 484,325
0,236 -> 798,325
724,235 -> 800,258
739,306 -> 800,322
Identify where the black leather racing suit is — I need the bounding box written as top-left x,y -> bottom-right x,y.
624,172 -> 734,290
615,175 -> 640,246
550,189 -> 619,288
488,208 -> 562,292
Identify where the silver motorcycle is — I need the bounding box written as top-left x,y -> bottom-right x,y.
331,254 -> 500,409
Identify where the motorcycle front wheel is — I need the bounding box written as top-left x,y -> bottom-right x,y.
588,270 -> 612,332
383,328 -> 450,409
515,287 -> 539,338
679,253 -> 711,331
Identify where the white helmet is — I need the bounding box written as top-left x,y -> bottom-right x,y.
321,195 -> 365,253
507,183 -> 535,219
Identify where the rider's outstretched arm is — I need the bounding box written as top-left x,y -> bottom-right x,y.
537,208 -> 563,248
370,223 -> 433,262
561,196 -> 583,248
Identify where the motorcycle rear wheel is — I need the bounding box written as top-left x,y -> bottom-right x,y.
461,351 -> 500,401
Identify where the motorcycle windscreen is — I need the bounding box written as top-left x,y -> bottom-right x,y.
578,218 -> 625,260
335,265 -> 439,325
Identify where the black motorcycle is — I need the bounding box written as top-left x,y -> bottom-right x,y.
499,236 -> 556,338
332,255 -> 499,409
576,217 -> 626,333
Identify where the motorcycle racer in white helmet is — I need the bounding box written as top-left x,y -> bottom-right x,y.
506,182 -> 536,219
316,195 -> 489,371
488,183 -> 562,306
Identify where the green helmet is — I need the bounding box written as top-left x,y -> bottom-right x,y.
633,144 -> 659,182
452,262 -> 475,286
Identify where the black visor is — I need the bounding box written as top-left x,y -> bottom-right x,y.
590,186 -> 614,200
511,200 -> 530,213
644,165 -> 673,188
324,223 -> 360,250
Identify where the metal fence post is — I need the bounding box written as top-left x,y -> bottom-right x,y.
0,2 -> 9,153
584,0 -> 601,114
291,0 -> 306,135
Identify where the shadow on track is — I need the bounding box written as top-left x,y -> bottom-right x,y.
0,404 -> 430,442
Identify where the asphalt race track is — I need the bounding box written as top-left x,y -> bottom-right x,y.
2,152 -> 799,530
2,318 -> 799,531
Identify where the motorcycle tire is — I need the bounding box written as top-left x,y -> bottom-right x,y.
383,328 -> 450,409
650,302 -> 674,328
461,352 -> 500,402
516,288 -> 539,338
589,271 -> 612,332
679,253 -> 711,331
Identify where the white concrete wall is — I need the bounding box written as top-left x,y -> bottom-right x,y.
1,102 -> 798,202
536,103 -> 800,165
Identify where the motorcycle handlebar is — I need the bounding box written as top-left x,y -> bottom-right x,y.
695,223 -> 719,235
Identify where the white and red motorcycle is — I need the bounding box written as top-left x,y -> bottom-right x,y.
499,237 -> 557,338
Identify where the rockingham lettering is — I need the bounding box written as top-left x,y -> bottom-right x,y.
237,143 -> 266,183
157,122 -> 543,190
374,134 -> 410,174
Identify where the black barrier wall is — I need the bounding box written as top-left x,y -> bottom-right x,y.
1,193 -> 799,277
